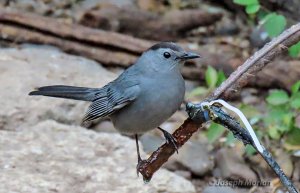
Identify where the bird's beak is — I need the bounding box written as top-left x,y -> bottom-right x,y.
177,52 -> 201,60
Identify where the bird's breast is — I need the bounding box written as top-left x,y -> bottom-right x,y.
111,72 -> 185,134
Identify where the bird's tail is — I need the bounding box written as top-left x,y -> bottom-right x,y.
29,85 -> 101,101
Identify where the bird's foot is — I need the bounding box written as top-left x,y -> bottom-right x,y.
135,134 -> 146,177
158,127 -> 178,153
136,156 -> 145,177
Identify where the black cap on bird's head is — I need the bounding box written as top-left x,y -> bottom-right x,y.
148,42 -> 201,61
149,42 -> 184,52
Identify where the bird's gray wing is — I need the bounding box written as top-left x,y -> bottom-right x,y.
82,78 -> 140,124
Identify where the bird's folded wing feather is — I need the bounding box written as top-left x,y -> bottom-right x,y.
82,78 -> 140,124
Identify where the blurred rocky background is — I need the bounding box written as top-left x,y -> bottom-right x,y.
0,0 -> 299,193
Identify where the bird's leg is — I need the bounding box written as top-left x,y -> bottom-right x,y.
135,134 -> 143,176
157,127 -> 178,153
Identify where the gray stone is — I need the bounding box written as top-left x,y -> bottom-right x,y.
174,170 -> 192,180
215,148 -> 257,181
0,46 -> 117,130
173,141 -> 214,176
203,186 -> 239,193
275,150 -> 293,177
93,120 -> 118,133
292,159 -> 300,182
0,120 -> 196,193
139,133 -> 164,153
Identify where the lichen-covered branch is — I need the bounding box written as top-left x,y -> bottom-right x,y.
210,106 -> 298,193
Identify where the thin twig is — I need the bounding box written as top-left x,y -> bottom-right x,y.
211,23 -> 300,99
137,22 -> 300,191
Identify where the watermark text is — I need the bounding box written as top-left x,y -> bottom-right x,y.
209,179 -> 271,188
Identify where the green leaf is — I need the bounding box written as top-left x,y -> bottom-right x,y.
250,116 -> 260,125
239,104 -> 260,118
188,87 -> 208,97
277,125 -> 290,132
257,9 -> 269,20
205,66 -> 218,88
246,4 -> 260,14
263,106 -> 289,130
286,127 -> 300,145
233,0 -> 259,6
225,132 -> 237,146
263,13 -> 286,38
288,41 -> 300,58
245,145 -> 257,156
266,90 -> 289,105
291,81 -> 300,95
282,114 -> 293,128
206,123 -> 225,143
290,92 -> 300,109
291,98 -> 300,109
268,126 -> 281,139
216,70 -> 226,86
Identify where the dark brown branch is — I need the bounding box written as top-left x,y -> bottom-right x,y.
0,24 -> 138,66
137,119 -> 202,181
79,6 -> 223,41
0,8 -> 153,53
137,22 -> 300,189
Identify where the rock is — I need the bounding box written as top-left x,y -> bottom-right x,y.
215,17 -> 239,36
203,186 -> 240,193
250,26 -> 270,48
139,133 -> 164,153
159,121 -> 183,134
215,148 -> 257,181
240,88 -> 260,105
0,120 -> 196,193
292,159 -> 300,182
174,170 -> 192,180
0,46 -> 117,130
168,110 -> 187,123
275,150 -> 293,177
172,141 -> 214,176
93,120 -> 118,133
247,153 -> 274,180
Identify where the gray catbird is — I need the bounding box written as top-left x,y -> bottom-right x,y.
29,42 -> 200,170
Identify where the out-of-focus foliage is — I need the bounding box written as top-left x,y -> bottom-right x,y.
264,81 -> 300,147
206,122 -> 225,144
188,66 -> 226,98
191,73 -> 300,155
205,66 -> 218,89
233,0 -> 260,14
289,41 -> 300,58
233,0 -> 300,57
261,13 -> 286,38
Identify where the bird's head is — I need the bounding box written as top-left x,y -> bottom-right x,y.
139,42 -> 200,72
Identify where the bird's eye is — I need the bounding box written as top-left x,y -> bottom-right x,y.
163,52 -> 171,59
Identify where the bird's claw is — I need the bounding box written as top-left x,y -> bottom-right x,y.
159,127 -> 178,153
136,156 -> 147,177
